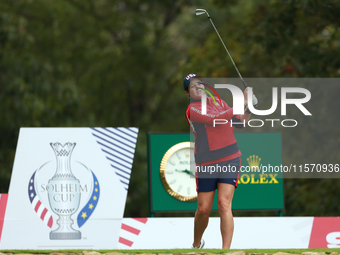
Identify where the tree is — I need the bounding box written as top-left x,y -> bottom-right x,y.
1,0 -> 339,217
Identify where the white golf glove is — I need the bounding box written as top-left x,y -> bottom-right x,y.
245,93 -> 258,114
252,94 -> 258,108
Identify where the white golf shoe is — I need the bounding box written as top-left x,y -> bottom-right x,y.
192,239 -> 205,249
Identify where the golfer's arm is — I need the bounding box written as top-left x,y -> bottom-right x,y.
188,106 -> 234,125
240,112 -> 251,123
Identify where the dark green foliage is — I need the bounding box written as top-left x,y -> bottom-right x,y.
0,0 -> 339,217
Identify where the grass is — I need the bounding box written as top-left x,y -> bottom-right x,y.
0,249 -> 340,254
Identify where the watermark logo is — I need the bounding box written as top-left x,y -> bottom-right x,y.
197,82 -> 312,128
201,84 -> 311,116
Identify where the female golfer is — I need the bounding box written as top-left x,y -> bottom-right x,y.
183,73 -> 257,249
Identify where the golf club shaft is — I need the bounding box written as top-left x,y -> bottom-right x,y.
208,17 -> 248,88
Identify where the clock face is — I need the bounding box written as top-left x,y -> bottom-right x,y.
160,142 -> 197,202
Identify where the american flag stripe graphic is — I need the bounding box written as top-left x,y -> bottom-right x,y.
28,171 -> 53,228
119,237 -> 133,247
34,200 -> 41,212
0,193 -> 8,242
133,217 -> 148,224
121,223 -> 141,235
118,218 -> 148,247
91,127 -> 138,191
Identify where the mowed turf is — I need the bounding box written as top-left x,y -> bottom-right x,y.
1,249 -> 340,254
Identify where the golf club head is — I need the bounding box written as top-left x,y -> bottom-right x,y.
196,9 -> 209,17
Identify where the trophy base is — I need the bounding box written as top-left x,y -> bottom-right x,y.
50,231 -> 81,240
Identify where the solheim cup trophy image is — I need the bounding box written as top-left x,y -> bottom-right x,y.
48,142 -> 81,240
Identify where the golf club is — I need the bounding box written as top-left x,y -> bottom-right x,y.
196,9 -> 248,88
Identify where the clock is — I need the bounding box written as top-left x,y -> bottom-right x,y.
159,142 -> 197,202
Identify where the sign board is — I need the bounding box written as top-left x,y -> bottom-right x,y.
148,133 -> 284,212
0,127 -> 138,250
117,216 -> 314,249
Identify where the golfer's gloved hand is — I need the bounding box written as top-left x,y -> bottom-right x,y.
252,94 -> 258,108
244,88 -> 258,113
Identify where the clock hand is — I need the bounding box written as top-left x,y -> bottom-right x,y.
184,169 -> 196,177
175,169 -> 195,177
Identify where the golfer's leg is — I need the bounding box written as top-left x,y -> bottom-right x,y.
217,182 -> 235,249
193,190 -> 215,247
